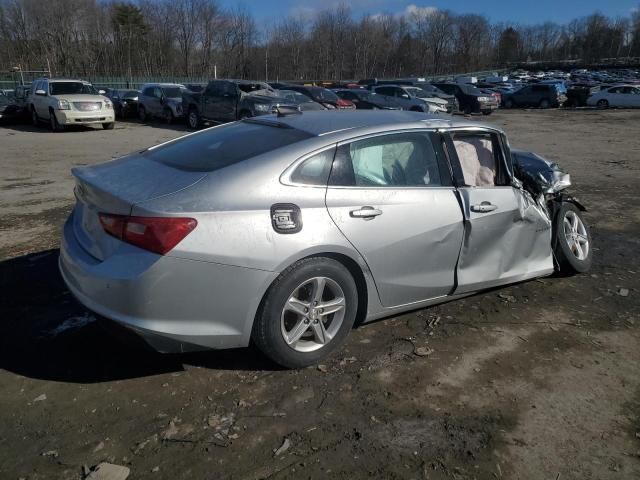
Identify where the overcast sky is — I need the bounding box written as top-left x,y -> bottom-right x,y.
216,0 -> 639,25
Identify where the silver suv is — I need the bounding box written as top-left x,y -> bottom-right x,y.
29,78 -> 115,131
138,83 -> 185,123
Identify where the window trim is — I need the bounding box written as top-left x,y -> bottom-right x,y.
328,129 -> 454,190
280,144 -> 338,188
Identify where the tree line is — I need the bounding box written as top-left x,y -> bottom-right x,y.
1,0 -> 639,81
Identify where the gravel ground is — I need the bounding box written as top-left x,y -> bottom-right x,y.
0,110 -> 639,480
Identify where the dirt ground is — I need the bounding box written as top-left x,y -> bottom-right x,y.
0,110 -> 639,480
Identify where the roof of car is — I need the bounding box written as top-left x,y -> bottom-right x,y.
36,78 -> 91,83
250,110 -> 502,137
141,83 -> 185,87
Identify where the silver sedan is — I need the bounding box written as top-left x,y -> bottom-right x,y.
59,110 -> 592,368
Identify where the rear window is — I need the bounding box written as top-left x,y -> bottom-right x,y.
144,121 -> 313,172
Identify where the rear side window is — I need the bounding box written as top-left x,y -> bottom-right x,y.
329,132 -> 449,187
145,121 -> 313,172
290,148 -> 335,185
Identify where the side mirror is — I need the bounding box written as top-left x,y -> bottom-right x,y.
35,89 -> 46,96
98,89 -> 106,95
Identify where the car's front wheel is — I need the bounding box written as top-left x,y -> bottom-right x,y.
49,109 -> 63,132
31,107 -> 39,127
102,122 -> 115,130
138,106 -> 147,122
597,99 -> 609,109
252,257 -> 358,369
554,203 -> 592,274
187,107 -> 200,129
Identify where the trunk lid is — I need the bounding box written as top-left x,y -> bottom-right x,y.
71,153 -> 206,260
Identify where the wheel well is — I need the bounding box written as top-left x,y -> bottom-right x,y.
255,253 -> 369,330
319,253 -> 368,327
409,106 -> 423,112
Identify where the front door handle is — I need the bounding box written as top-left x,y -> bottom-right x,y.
350,206 -> 383,219
471,201 -> 498,213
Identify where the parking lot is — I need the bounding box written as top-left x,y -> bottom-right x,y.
1,109 -> 639,479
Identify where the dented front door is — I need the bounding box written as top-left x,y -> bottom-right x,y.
446,130 -> 554,294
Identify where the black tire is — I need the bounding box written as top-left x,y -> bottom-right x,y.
409,106 -> 424,112
164,108 -> 174,124
239,110 -> 252,119
539,98 -> 551,109
596,99 -> 609,109
187,107 -> 200,129
504,99 -> 514,109
49,109 -> 63,132
553,202 -> 592,274
252,257 -> 359,369
138,106 -> 147,122
31,107 -> 39,127
102,122 -> 115,130
482,111 -> 492,115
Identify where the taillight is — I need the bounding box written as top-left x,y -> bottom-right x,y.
99,213 -> 197,255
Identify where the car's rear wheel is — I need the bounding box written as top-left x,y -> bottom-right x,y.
252,257 -> 358,369
597,99 -> 609,109
504,99 -> 514,109
554,203 -> 592,274
539,99 -> 551,109
187,107 -> 199,129
239,110 -> 252,119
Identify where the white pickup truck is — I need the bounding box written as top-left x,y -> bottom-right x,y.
29,78 -> 115,131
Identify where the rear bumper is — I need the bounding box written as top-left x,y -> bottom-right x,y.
56,110 -> 114,125
59,214 -> 277,352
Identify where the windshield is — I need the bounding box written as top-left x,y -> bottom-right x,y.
162,87 -> 183,98
49,82 -> 98,95
277,90 -> 314,103
310,88 -> 339,102
405,87 -> 433,98
123,90 -> 139,99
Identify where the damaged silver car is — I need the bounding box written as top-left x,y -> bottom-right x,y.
59,111 -> 592,368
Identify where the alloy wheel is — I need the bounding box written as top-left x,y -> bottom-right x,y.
563,210 -> 589,260
280,276 -> 346,353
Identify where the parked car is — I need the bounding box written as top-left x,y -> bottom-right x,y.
0,85 -> 30,123
431,82 -> 499,115
105,89 -> 140,119
28,78 -> 115,131
586,85 -> 640,108
370,85 -> 448,113
183,80 -> 299,129
502,84 -> 567,109
565,83 -> 600,107
333,89 -> 400,110
279,85 -> 355,110
59,110 -> 591,369
413,83 -> 459,111
138,83 -> 186,124
274,90 -> 327,111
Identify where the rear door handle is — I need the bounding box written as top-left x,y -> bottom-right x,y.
471,202 -> 497,213
350,206 -> 383,219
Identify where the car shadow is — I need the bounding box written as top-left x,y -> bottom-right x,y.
0,249 -> 280,384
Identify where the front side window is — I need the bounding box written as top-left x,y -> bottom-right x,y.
162,87 -> 182,98
330,132 -> 446,187
451,133 -> 507,187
